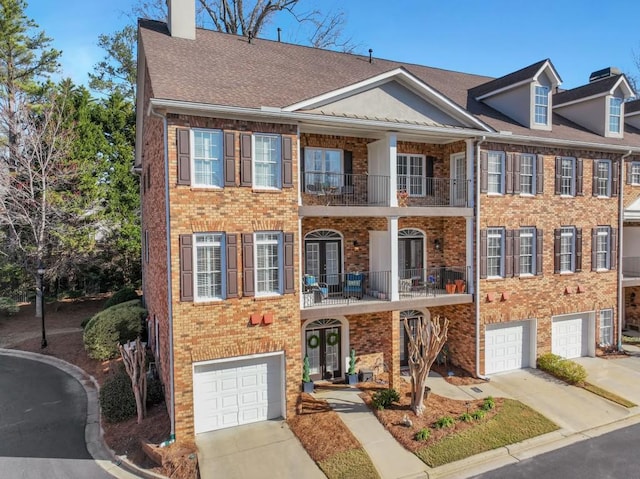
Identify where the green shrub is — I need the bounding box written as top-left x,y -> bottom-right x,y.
104,287 -> 139,309
147,377 -> 165,406
0,297 -> 19,316
471,410 -> 486,420
100,371 -> 136,423
434,416 -> 455,429
83,300 -> 146,360
459,412 -> 473,422
482,396 -> 495,411
371,388 -> 400,410
537,353 -> 587,385
415,428 -> 431,441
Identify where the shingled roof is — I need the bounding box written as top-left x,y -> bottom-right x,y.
468,59 -> 555,99
554,75 -> 628,106
139,19 -> 640,149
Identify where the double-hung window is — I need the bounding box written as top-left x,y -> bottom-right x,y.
520,154 -> 536,195
487,151 -> 505,194
253,134 -> 281,189
534,85 -> 549,125
305,148 -> 342,192
594,160 -> 611,197
629,162 -> 640,185
487,228 -> 504,277
255,232 -> 282,296
194,233 -> 225,301
193,130 -> 224,187
609,97 -> 622,134
599,309 -> 613,346
397,154 -> 426,196
519,227 -> 536,275
560,227 -> 576,273
559,157 -> 576,196
594,226 -> 611,270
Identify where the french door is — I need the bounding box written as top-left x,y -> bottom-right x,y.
451,153 -> 466,206
305,321 -> 342,381
398,229 -> 424,280
305,231 -> 342,292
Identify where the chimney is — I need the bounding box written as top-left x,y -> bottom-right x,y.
589,67 -> 621,83
167,0 -> 195,40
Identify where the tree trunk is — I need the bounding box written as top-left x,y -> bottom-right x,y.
119,338 -> 148,424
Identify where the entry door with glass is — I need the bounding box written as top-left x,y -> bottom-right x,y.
305,231 -> 342,292
399,311 -> 420,367
305,319 -> 342,381
398,229 -> 424,280
451,153 -> 466,206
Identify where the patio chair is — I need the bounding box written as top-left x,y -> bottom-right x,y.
303,274 -> 328,303
343,272 -> 364,299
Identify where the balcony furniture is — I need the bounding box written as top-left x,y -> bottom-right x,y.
343,272 -> 364,298
399,278 -> 412,293
304,274 -> 328,303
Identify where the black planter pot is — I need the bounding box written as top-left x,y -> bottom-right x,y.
302,381 -> 314,393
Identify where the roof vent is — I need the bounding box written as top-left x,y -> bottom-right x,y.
589,67 -> 621,83
368,49 -> 373,64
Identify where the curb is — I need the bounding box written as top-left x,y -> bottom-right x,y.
0,348 -> 169,479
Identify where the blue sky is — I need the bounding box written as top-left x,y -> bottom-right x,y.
25,0 -> 640,92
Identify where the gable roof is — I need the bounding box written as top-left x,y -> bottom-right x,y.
626,99 -> 640,115
469,59 -> 561,100
554,74 -> 634,107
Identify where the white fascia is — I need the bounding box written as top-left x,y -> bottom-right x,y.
281,68 -> 493,132
555,77 -> 634,109
476,60 -> 561,101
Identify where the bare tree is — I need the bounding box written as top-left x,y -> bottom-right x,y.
119,338 -> 148,424
404,314 -> 449,416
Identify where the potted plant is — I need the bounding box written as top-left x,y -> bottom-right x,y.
346,349 -> 358,385
455,279 -> 466,293
302,355 -> 314,393
445,280 -> 456,294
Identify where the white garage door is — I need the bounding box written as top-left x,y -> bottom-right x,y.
552,315 -> 588,359
485,320 -> 532,374
193,354 -> 283,434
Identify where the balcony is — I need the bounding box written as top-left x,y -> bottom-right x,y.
301,267 -> 471,318
300,172 -> 470,208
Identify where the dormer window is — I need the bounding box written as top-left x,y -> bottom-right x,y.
609,97 -> 622,133
534,86 -> 549,125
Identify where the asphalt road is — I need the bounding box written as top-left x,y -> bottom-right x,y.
0,354 -> 112,479
471,422 -> 640,479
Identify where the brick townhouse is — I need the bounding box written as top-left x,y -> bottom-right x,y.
136,0 -> 640,441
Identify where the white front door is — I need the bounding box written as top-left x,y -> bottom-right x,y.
552,315 -> 588,359
451,153 -> 466,206
485,320 -> 533,374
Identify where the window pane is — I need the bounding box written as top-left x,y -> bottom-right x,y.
560,227 -> 574,273
596,161 -> 610,197
520,227 -> 535,275
609,98 -> 622,133
487,228 -> 503,277
631,163 -> 640,184
488,152 -> 503,194
520,154 -> 534,194
397,154 -> 424,196
193,130 -> 223,186
534,86 -> 549,124
195,233 -> 224,300
254,135 -> 280,188
561,158 -> 575,196
600,309 -> 613,346
596,226 -> 610,270
256,233 -> 280,294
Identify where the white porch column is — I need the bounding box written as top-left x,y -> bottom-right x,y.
465,138 -> 475,294
389,216 -> 399,301
388,133 -> 398,207
466,217 -> 474,294
465,139 -> 475,209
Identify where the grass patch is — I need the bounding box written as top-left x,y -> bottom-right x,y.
318,448 -> 380,479
415,399 -> 558,467
623,335 -> 640,344
582,382 -> 637,408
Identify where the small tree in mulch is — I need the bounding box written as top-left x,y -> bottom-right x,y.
404,313 -> 449,416
119,338 -> 147,424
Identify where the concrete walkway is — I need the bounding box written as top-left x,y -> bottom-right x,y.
314,387 -> 429,479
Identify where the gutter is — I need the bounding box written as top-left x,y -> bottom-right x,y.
149,105 -> 176,442
618,150 -> 633,351
474,136 -> 489,381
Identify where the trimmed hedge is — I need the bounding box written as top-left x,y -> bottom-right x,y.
83,299 -> 146,360
0,297 -> 19,316
537,353 -> 587,384
100,370 -> 137,423
104,287 -> 139,309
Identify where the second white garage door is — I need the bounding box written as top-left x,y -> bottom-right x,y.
552,314 -> 589,359
485,320 -> 534,374
193,353 -> 283,434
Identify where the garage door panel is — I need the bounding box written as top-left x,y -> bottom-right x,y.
552,315 -> 587,359
485,320 -> 532,375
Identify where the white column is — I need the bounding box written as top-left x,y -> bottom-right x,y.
388,133 -> 398,207
465,139 -> 475,209
389,216 -> 399,301
466,217 -> 474,294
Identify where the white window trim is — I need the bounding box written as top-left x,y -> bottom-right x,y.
608,97 -> 623,136
519,227 -> 536,276
254,231 -> 283,297
487,227 -> 505,278
304,148 -> 344,193
599,309 -> 613,347
252,133 -> 282,190
560,227 -> 575,274
560,157 -> 576,197
520,153 -> 537,196
533,85 -> 550,126
487,151 -> 505,195
191,128 -> 224,189
595,226 -> 611,271
630,161 -> 640,185
595,160 -> 612,198
193,233 -> 226,302
397,153 -> 427,197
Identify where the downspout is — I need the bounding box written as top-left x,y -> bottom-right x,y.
474,136 -> 489,380
150,106 -> 176,443
618,150 -> 632,351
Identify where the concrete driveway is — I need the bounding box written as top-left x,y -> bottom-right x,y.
196,420 -> 325,479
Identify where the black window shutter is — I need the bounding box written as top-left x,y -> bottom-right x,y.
575,228 -> 583,272
177,128 -> 191,185
576,159 -> 584,196
505,153 -> 514,194
612,160 -> 619,197
554,228 -> 561,274
224,132 -> 236,186
301,147 -> 306,190
627,162 -> 633,185
591,228 -> 597,271
480,229 -> 487,279
505,229 -> 513,277
554,157 -> 562,195
282,136 -> 293,188
536,155 -> 544,194
242,234 -> 255,296
226,234 -> 238,298
536,229 -> 543,275
513,229 -> 521,276
240,134 -> 252,187
284,233 -> 295,293
179,235 -> 193,301
480,151 -> 488,193
513,154 -> 521,194
592,161 -> 598,196
611,228 -> 617,270
426,156 -> 435,196
344,150 -> 353,188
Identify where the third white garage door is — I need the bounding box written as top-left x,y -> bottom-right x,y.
552,314 -> 590,359
485,320 -> 534,374
192,353 -> 283,434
